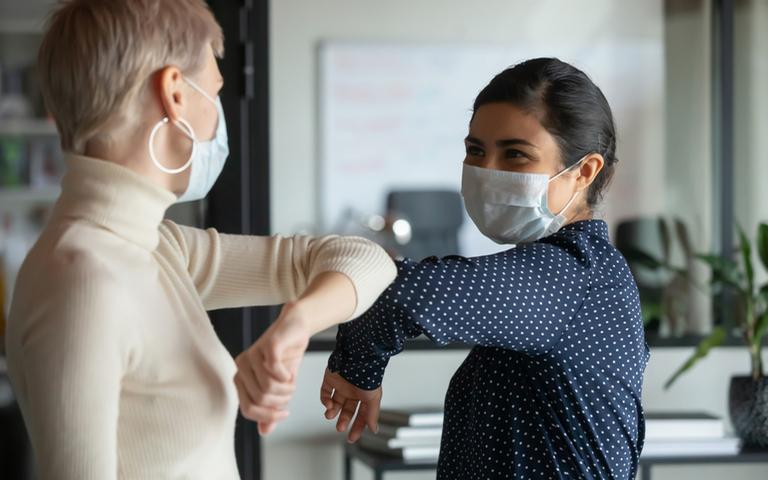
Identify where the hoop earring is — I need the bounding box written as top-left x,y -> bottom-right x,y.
148,117 -> 197,174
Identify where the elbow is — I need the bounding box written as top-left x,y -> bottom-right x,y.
333,236 -> 396,319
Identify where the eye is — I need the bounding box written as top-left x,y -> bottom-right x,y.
504,149 -> 527,159
466,145 -> 485,157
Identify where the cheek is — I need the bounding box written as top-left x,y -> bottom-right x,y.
546,182 -> 572,213
192,102 -> 218,141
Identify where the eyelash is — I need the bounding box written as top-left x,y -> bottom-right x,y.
465,146 -> 530,166
505,149 -> 526,159
466,146 -> 485,157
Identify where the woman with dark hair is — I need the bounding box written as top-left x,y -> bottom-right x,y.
317,57 -> 650,479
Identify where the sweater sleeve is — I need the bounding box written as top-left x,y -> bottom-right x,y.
158,221 -> 397,317
5,262 -> 132,480
328,240 -> 591,390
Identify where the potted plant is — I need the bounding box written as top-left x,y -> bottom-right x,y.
636,223 -> 768,447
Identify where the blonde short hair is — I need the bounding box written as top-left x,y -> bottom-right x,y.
38,0 -> 224,153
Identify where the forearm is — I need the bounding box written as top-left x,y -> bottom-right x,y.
290,271 -> 358,335
328,299 -> 422,390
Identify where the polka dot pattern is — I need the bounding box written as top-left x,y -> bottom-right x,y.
328,220 -> 650,479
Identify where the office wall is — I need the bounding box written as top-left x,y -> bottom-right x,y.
269,0 -> 668,236
267,1 -> 766,479
734,0 -> 768,288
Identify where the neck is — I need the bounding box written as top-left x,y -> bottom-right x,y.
83,125 -> 189,197
566,204 -> 594,225
52,153 -> 178,250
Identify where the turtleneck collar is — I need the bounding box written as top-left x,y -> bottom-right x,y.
51,154 -> 177,251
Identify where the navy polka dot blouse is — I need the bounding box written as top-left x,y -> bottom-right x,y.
328,219 -> 650,479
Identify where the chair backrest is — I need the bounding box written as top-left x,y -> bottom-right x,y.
386,190 -> 464,260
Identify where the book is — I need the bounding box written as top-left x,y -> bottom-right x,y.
644,412 -> 725,440
361,430 -> 441,449
359,435 -> 441,460
376,424 -> 443,439
378,407 -> 444,427
641,437 -> 741,458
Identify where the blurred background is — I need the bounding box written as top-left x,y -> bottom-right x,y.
1,0 -> 767,479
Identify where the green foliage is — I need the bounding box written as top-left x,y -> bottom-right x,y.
664,327 -> 727,389
658,223 -> 768,388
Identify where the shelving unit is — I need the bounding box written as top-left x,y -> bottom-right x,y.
0,118 -> 57,138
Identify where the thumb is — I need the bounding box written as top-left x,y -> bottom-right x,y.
259,421 -> 276,436
264,342 -> 292,383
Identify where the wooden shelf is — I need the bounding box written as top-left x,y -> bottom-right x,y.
0,119 -> 58,138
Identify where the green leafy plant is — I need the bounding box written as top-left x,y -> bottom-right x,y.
632,223 -> 768,388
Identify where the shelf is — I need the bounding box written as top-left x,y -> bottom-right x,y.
0,119 -> 58,138
306,332 -> 768,352
0,186 -> 60,205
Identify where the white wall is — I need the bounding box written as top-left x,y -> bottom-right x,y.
734,0 -> 768,288
267,1 -> 767,479
269,0 -> 667,235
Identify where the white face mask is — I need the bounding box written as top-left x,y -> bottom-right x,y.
148,77 -> 229,203
461,158 -> 584,245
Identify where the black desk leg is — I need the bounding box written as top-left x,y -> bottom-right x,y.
641,464 -> 651,480
344,451 -> 352,480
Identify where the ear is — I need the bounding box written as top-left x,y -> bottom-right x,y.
574,153 -> 605,192
156,66 -> 186,123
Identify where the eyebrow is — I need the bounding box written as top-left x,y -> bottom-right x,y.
465,136 -> 537,149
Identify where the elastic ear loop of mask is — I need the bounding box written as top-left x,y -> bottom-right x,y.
549,155 -> 588,216
184,77 -> 217,105
148,117 -> 197,174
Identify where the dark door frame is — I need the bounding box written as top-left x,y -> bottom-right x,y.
206,1 -> 271,479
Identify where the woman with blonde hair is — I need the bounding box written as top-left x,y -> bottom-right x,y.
4,1 -> 396,478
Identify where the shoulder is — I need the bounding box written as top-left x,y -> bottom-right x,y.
11,222 -> 137,327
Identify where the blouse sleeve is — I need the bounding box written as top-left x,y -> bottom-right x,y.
328,238 -> 592,389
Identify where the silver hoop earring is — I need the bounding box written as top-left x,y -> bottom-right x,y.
148,117 -> 197,174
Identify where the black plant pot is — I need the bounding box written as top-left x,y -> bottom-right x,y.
729,375 -> 768,448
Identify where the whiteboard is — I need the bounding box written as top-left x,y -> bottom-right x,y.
318,41 -> 664,257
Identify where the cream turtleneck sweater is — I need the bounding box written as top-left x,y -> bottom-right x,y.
4,154 -> 396,480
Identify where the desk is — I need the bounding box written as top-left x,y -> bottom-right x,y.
343,443 -> 768,480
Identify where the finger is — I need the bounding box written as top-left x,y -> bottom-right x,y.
325,391 -> 346,420
259,421 -> 277,436
336,398 -> 358,433
236,369 -> 295,410
365,396 -> 381,434
235,377 -> 290,423
347,402 -> 368,443
251,361 -> 297,396
262,343 -> 293,382
243,403 -> 291,424
320,383 -> 335,411
249,342 -> 292,384
235,369 -> 262,407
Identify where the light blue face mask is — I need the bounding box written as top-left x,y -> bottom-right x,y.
461,157 -> 585,245
148,77 -> 229,203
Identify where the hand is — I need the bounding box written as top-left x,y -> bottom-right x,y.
234,301 -> 311,435
320,369 -> 382,443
